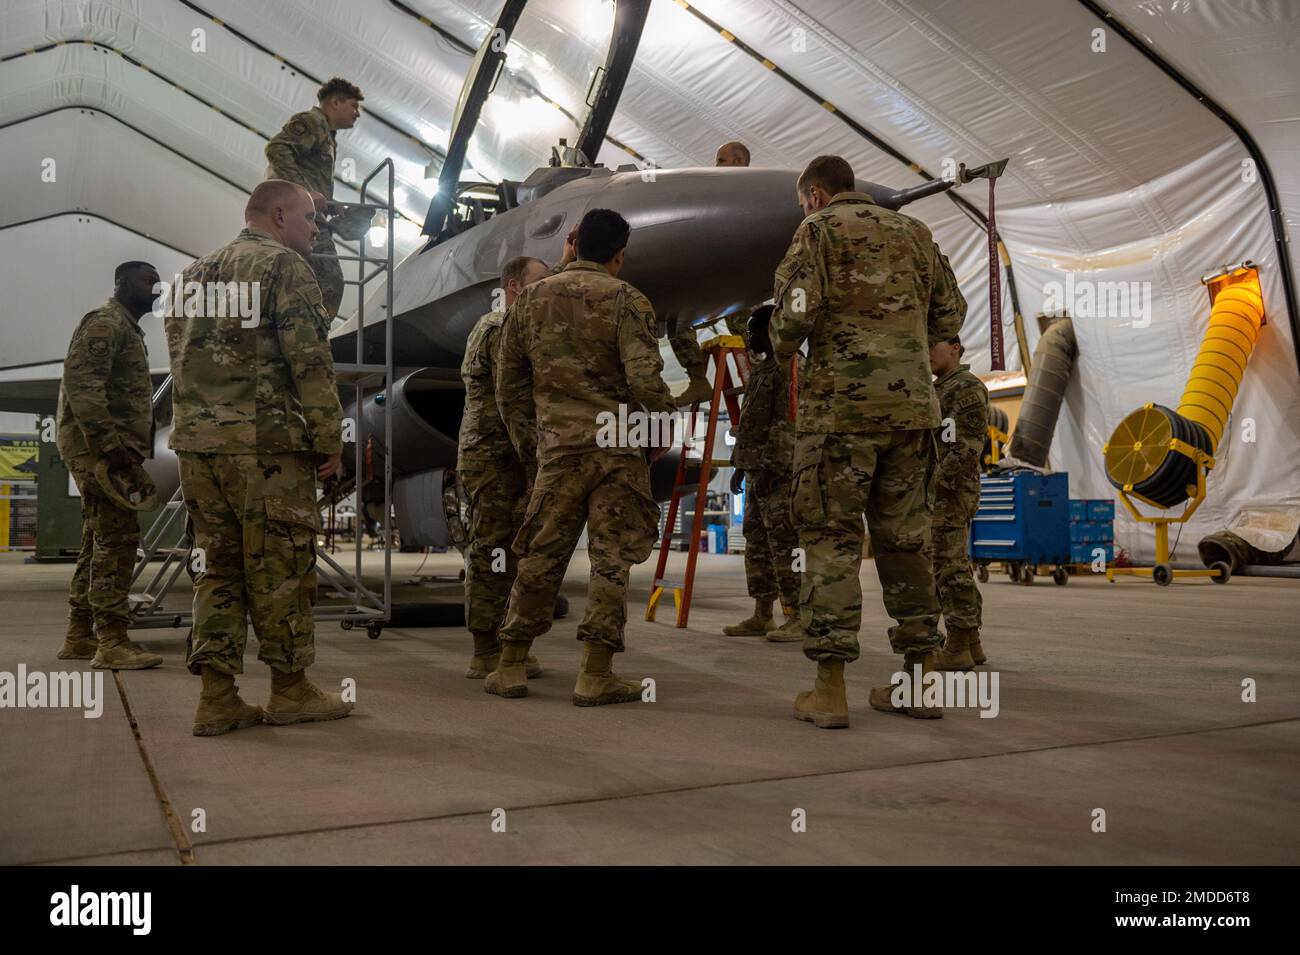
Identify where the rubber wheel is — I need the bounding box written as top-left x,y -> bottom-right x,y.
1022,568 -> 1035,586
976,563 -> 989,583
1053,567 -> 1068,586
1152,563 -> 1173,587
341,620 -> 354,631
1210,561 -> 1231,584
1009,562 -> 1021,582
367,624 -> 383,639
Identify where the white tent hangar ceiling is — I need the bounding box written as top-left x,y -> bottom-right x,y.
0,0 -> 1296,562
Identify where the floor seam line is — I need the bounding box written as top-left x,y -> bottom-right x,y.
111,671 -> 198,865
188,715 -> 1298,851
16,842 -> 183,867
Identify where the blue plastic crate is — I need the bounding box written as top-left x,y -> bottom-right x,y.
1088,499 -> 1115,521
1069,522 -> 1114,544
1071,542 -> 1113,565
1068,500 -> 1089,522
707,524 -> 728,554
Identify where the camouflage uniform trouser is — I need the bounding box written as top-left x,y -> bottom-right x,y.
179,450 -> 319,675
309,231 -> 344,321
791,430 -> 941,663
668,315 -> 753,379
68,468 -> 138,632
742,470 -> 799,607
498,452 -> 660,653
459,459 -> 529,635
928,498 -> 982,630
668,317 -> 706,381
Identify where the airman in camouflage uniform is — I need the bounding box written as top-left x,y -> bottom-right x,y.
457,255 -> 553,680
928,337 -> 990,671
167,180 -> 350,736
770,156 -> 966,729
670,142 -> 754,407
265,77 -> 363,322
494,208 -> 676,706
56,262 -> 164,670
724,305 -> 802,642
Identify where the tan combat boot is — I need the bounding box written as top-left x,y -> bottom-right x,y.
934,626 -> 976,672
674,374 -> 715,408
767,609 -> 804,643
57,612 -> 97,660
485,641 -> 533,698
264,669 -> 353,725
572,642 -> 644,707
91,626 -> 163,670
192,667 -> 264,737
969,630 -> 988,666
466,630 -> 501,679
793,659 -> 849,728
467,631 -> 544,679
869,650 -> 943,719
723,597 -> 777,636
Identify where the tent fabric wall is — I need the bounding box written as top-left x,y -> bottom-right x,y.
2,0 -> 1297,563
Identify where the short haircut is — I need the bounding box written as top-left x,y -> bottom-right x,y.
246,179 -> 310,219
797,155 -> 855,197
114,260 -> 157,283
718,141 -> 750,165
502,256 -> 546,287
576,208 -> 630,264
318,77 -> 364,103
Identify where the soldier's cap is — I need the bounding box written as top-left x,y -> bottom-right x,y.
92,459 -> 160,512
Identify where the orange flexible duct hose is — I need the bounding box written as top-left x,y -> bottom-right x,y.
1176,282 -> 1265,452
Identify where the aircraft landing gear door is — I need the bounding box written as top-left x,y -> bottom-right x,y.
423,0 -> 649,244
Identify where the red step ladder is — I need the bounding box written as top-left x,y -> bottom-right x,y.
646,335 -> 749,628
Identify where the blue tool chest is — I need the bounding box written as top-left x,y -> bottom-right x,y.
970,472 -> 1071,563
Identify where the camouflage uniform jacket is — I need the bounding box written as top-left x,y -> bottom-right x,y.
933,363 -> 989,502
496,260 -> 676,467
265,106 -> 335,198
731,354 -> 797,473
56,297 -> 154,468
457,310 -> 519,469
769,192 -> 966,433
166,228 -> 342,456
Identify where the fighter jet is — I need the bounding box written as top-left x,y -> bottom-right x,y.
323,0 -> 1006,549
136,0 -> 1004,552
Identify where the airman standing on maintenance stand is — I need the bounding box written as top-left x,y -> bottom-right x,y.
265,77 -> 363,322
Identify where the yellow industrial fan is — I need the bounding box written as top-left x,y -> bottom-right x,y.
1103,264 -> 1265,585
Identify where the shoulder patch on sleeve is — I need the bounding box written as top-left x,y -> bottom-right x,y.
626,288 -> 655,325
80,316 -> 116,357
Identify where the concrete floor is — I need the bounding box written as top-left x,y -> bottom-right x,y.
0,548 -> 1296,866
